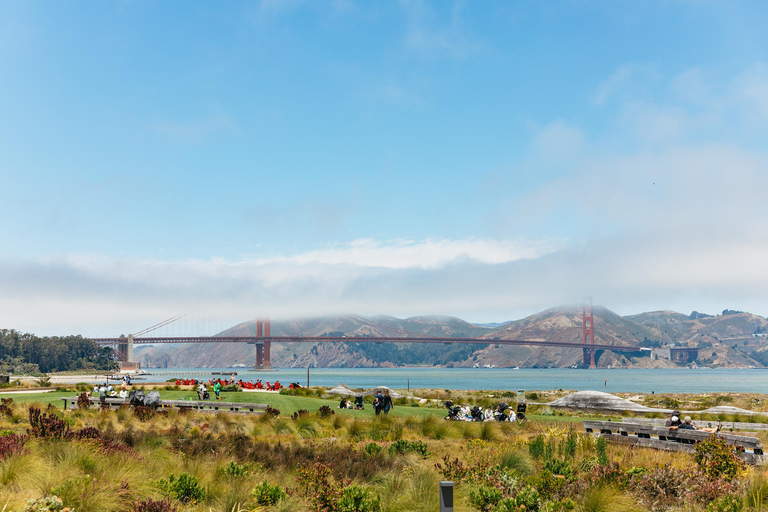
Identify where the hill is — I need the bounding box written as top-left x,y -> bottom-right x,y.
133,308 -> 768,370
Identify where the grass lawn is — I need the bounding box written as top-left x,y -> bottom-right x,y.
0,388 -> 611,425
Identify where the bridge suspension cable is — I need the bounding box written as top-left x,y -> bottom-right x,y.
133,314 -> 187,337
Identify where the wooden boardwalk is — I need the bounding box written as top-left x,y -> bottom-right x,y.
584,420 -> 764,465
62,396 -> 268,414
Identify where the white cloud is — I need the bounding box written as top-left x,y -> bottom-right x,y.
592,64 -> 659,105
733,62 -> 768,117
400,0 -> 482,60
531,120 -> 585,162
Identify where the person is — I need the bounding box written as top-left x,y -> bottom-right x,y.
126,375 -> 132,385
507,408 -> 517,422
197,382 -> 207,400
374,389 -> 384,416
213,381 -> 222,400
604,379 -> 607,387
382,390 -> 394,415
339,397 -> 348,409
681,416 -> 696,430
98,384 -> 108,405
118,387 -> 128,399
666,410 -> 683,430
484,406 -> 494,421
354,395 -> 364,410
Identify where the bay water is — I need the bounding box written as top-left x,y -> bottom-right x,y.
142,367 -> 766,394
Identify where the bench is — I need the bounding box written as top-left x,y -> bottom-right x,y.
584,420 -> 764,465
622,416 -> 768,432
61,396 -> 268,414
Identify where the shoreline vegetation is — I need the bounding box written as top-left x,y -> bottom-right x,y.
0,385 -> 766,511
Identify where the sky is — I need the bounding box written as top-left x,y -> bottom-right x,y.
1,1 -> 768,336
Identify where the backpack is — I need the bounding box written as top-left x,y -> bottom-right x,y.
144,390 -> 161,408
129,390 -> 145,406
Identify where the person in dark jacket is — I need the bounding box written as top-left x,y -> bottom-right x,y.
373,390 -> 384,416
382,390 -> 394,415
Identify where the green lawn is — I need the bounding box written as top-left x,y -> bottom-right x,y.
0,389 -> 609,423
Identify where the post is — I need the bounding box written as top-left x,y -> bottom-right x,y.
439,481 -> 454,512
306,367 -> 310,388
407,379 -> 410,393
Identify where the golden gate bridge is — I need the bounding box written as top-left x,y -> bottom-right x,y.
91,300 -> 656,370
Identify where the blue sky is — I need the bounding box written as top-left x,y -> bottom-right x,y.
2,1 -> 768,335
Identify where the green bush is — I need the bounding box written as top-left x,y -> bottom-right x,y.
158,473 -> 207,504
694,435 -> 745,481
338,485 -> 381,512
529,435 -> 545,460
705,494 -> 743,512
468,485 -> 502,512
596,436 -> 609,465
364,442 -> 382,456
221,461 -> 254,478
388,439 -> 429,457
252,481 -> 287,506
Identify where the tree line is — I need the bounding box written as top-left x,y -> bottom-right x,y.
0,329 -> 117,374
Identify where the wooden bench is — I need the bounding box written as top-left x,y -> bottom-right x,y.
584,420 -> 764,465
62,396 -> 268,414
622,416 -> 768,432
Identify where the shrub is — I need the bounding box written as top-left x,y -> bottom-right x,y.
694,435 -> 746,482
0,432 -> 27,460
631,464 -> 692,510
0,397 -> 13,417
133,498 -> 178,512
364,443 -> 382,456
318,405 -> 335,418
596,436 -> 609,465
158,473 -> 207,504
338,485 -> 381,512
705,494 -> 743,512
221,461 -> 254,478
252,481 -> 287,506
23,496 -> 65,511
27,407 -> 69,439
469,485 -> 502,512
76,392 -> 91,410
297,461 -> 350,511
264,407 -> 280,418
529,435 -> 545,460
133,406 -> 156,422
388,439 -> 429,457
292,409 -> 310,420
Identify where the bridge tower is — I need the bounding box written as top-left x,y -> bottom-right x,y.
253,319 -> 272,370
582,297 -> 596,368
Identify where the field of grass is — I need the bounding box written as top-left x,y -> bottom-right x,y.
0,386 -> 763,511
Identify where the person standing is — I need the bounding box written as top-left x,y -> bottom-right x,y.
213,381 -> 222,400
382,390 -> 394,415
374,389 -> 384,416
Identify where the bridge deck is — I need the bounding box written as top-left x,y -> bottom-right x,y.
93,336 -> 642,351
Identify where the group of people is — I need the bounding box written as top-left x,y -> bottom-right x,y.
92,375 -> 134,400
338,396 -> 365,410
666,409 -> 720,432
372,389 -> 394,415
174,377 -> 292,392
196,381 -> 222,400
445,401 -> 518,422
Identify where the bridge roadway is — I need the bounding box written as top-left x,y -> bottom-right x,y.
93,336 -> 641,352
